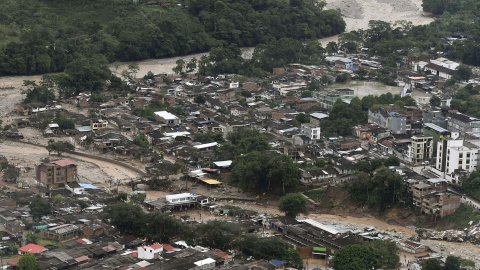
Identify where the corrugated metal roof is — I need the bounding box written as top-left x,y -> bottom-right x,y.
300,219 -> 340,235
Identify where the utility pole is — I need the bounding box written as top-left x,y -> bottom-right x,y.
184,163 -> 189,191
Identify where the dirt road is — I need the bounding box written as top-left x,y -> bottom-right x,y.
0,141 -> 140,187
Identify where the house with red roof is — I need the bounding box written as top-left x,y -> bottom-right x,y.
18,243 -> 46,255
209,249 -> 233,265
35,159 -> 78,188
136,244 -> 163,260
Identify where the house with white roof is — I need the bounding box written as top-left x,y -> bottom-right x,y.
154,111 -> 180,125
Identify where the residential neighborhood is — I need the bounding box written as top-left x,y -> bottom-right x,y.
1,35 -> 480,270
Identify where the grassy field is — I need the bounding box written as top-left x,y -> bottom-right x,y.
446,204 -> 480,229
37,238 -> 65,249
304,188 -> 327,202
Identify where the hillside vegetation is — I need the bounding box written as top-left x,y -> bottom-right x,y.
337,0 -> 480,67
0,0 -> 345,75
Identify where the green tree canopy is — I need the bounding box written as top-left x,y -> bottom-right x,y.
453,65 -> 473,82
333,244 -> 380,270
430,95 -> 442,107
46,139 -> 75,156
64,57 -> 112,95
296,113 -> 310,123
241,234 -> 303,269
53,195 -> 63,204
188,220 -> 242,250
278,193 -> 308,218
370,159 -> 383,171
133,135 -> 149,148
54,116 -> 75,130
230,152 -> 300,192
194,132 -> 224,143
445,255 -> 461,270
29,198 -> 52,220
301,91 -> 312,98
2,164 -> 20,183
320,98 -> 367,136
348,167 -> 409,209
26,231 -> 39,245
78,200 -> 89,211
422,258 -> 442,270
333,240 -> 399,270
22,85 -> 55,104
17,253 -> 38,270
103,203 -> 146,236
384,156 -> 400,167
173,59 -> 185,74
194,95 -> 206,104
144,212 -> 186,243
354,160 -> 372,173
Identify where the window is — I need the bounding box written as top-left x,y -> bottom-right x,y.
459,153 -> 463,158
467,165 -> 470,170
459,160 -> 463,165
467,159 -> 470,164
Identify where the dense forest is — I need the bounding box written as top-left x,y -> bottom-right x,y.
0,0 -> 345,75
337,0 -> 480,66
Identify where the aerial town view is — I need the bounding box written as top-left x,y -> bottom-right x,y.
1,0 -> 480,269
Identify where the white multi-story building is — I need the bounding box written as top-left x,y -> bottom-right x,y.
300,123 -> 320,141
435,133 -> 480,181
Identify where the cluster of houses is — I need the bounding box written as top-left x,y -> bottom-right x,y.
7,57 -> 480,207
0,175 -> 434,270
1,9 -> 480,265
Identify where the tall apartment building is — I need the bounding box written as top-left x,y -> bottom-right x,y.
435,133 -> 480,181
36,160 -> 78,188
409,135 -> 433,164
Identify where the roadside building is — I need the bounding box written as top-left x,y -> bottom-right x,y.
409,135 -> 433,164
423,123 -> 451,153
435,134 -> 480,182
44,224 -> 80,242
36,160 -> 78,188
447,112 -> 480,139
